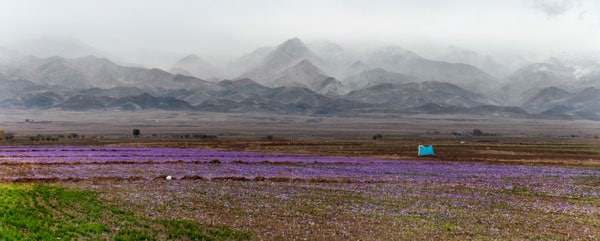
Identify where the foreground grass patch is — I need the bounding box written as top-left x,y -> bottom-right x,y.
0,184 -> 251,240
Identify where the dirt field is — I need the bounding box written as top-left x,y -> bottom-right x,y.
2,110 -> 600,166
2,109 -> 600,139
1,110 -> 599,240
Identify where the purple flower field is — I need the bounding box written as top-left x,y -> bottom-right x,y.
1,145 -> 599,239
1,146 -> 599,200
0,146 -> 389,164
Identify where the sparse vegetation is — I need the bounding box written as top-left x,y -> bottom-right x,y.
163,133 -> 218,140
472,129 -> 499,137
1,144 -> 598,240
4,132 -> 15,141
0,111 -> 599,240
28,134 -> 65,142
192,133 -> 217,140
452,131 -> 464,137
132,129 -> 141,138
0,184 -> 251,240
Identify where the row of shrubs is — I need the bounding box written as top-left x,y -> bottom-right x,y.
28,134 -> 85,142
0,130 -> 15,141
0,130 -> 220,142
139,133 -> 219,139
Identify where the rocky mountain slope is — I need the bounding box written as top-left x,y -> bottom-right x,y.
170,54 -> 222,81
0,37 -> 599,119
344,81 -> 498,108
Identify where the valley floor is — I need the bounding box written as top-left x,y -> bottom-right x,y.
0,110 -> 599,240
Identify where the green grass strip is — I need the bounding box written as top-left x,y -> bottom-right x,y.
0,184 -> 251,241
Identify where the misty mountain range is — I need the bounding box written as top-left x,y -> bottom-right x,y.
0,37 -> 599,120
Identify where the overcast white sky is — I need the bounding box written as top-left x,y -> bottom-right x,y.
0,0 -> 599,60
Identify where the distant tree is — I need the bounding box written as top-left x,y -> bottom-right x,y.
452,131 -> 464,137
265,135 -> 273,141
372,133 -> 383,140
132,129 -> 141,138
472,129 -> 484,136
5,132 -> 15,141
194,134 -> 217,140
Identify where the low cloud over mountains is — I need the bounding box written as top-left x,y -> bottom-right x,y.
0,37 -> 599,120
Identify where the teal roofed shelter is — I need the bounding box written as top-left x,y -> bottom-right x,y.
418,145 -> 435,156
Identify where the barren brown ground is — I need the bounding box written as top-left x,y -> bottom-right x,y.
1,110 -> 600,240
2,110 -> 600,166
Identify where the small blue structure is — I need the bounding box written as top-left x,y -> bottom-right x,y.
418,145 -> 435,156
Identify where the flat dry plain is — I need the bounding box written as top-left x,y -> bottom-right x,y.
0,110 -> 599,240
